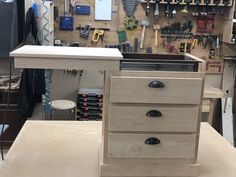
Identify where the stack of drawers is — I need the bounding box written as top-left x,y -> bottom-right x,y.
77,88 -> 103,120
99,71 -> 205,177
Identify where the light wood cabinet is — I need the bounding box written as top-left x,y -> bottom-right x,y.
10,46 -> 206,177
100,70 -> 205,177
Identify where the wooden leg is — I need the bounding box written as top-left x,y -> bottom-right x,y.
208,99 -> 216,126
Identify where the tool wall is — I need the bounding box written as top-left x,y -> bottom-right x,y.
54,0 -> 235,74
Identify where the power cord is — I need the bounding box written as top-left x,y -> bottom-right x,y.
0,0 -> 16,161
0,59 -> 12,161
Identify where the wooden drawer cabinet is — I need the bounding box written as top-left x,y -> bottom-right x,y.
100,71 -> 205,177
110,76 -> 203,104
108,133 -> 197,159
108,105 -> 199,132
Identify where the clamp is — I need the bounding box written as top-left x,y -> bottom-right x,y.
191,38 -> 198,49
79,24 -> 91,39
92,29 -> 104,43
124,16 -> 138,30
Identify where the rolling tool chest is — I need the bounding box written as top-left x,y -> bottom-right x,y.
99,53 -> 205,177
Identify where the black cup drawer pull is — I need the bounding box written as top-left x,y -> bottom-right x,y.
145,137 -> 161,145
146,110 -> 162,117
148,81 -> 165,88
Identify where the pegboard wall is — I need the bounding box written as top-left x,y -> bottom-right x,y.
53,0 -> 233,73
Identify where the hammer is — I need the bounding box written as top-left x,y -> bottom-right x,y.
153,24 -> 160,46
140,20 -> 150,49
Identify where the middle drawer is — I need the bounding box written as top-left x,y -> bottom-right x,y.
108,105 -> 199,132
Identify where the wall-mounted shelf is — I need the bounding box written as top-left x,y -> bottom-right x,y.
139,0 -> 233,6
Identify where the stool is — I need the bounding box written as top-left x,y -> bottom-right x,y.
50,100 -> 76,120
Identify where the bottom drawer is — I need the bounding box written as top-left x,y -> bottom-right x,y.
108,133 -> 196,159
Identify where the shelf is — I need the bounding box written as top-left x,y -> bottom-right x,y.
139,0 -> 233,6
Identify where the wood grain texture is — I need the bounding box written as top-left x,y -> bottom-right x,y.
10,45 -> 123,60
108,133 -> 196,159
100,162 -> 200,177
2,122 -> 236,177
14,57 -> 120,71
110,76 -> 203,104
108,105 -> 199,132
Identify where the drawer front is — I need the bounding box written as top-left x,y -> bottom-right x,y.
109,105 -> 199,132
110,76 -> 203,104
108,133 -> 196,159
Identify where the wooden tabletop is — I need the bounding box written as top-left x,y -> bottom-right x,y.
203,85 -> 226,99
0,121 -> 236,177
10,46 -> 122,70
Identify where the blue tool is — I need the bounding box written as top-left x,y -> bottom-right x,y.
59,16 -> 74,30
76,5 -> 91,15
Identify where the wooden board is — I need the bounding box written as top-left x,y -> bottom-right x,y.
10,45 -> 122,70
10,45 -> 123,60
108,133 -> 196,159
108,105 -> 199,132
110,76 -> 203,104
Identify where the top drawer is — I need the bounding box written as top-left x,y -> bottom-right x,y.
110,76 -> 203,104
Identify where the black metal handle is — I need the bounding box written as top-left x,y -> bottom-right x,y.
148,81 -> 165,88
145,137 -> 161,145
146,110 -> 162,117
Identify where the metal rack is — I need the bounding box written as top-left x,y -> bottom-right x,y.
139,0 -> 233,6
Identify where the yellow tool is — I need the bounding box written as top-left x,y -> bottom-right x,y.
191,38 -> 198,49
92,29 -> 104,43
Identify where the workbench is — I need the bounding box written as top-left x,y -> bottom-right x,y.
0,121 -> 236,177
203,85 -> 226,125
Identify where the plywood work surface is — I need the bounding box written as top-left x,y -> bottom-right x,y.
1,121 -> 236,177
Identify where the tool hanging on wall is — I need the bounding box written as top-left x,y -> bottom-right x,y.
197,16 -> 214,33
220,0 -> 229,15
92,29 -> 104,43
60,0 -> 74,30
165,0 -> 171,17
122,0 -> 138,17
140,20 -> 150,49
153,24 -> 160,46
179,42 -> 192,53
79,24 -> 91,39
76,5 -> 91,15
161,21 -> 193,37
122,0 -> 138,30
181,0 -> 191,14
154,0 -> 159,20
146,0 -> 150,16
124,16 -> 138,30
204,0 -> 210,14
118,31 -> 128,43
171,5 -> 177,18
134,38 -> 139,52
213,0 -> 220,14
69,0 -> 78,15
192,0 -> 200,16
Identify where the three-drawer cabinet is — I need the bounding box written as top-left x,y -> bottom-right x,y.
99,71 -> 205,177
